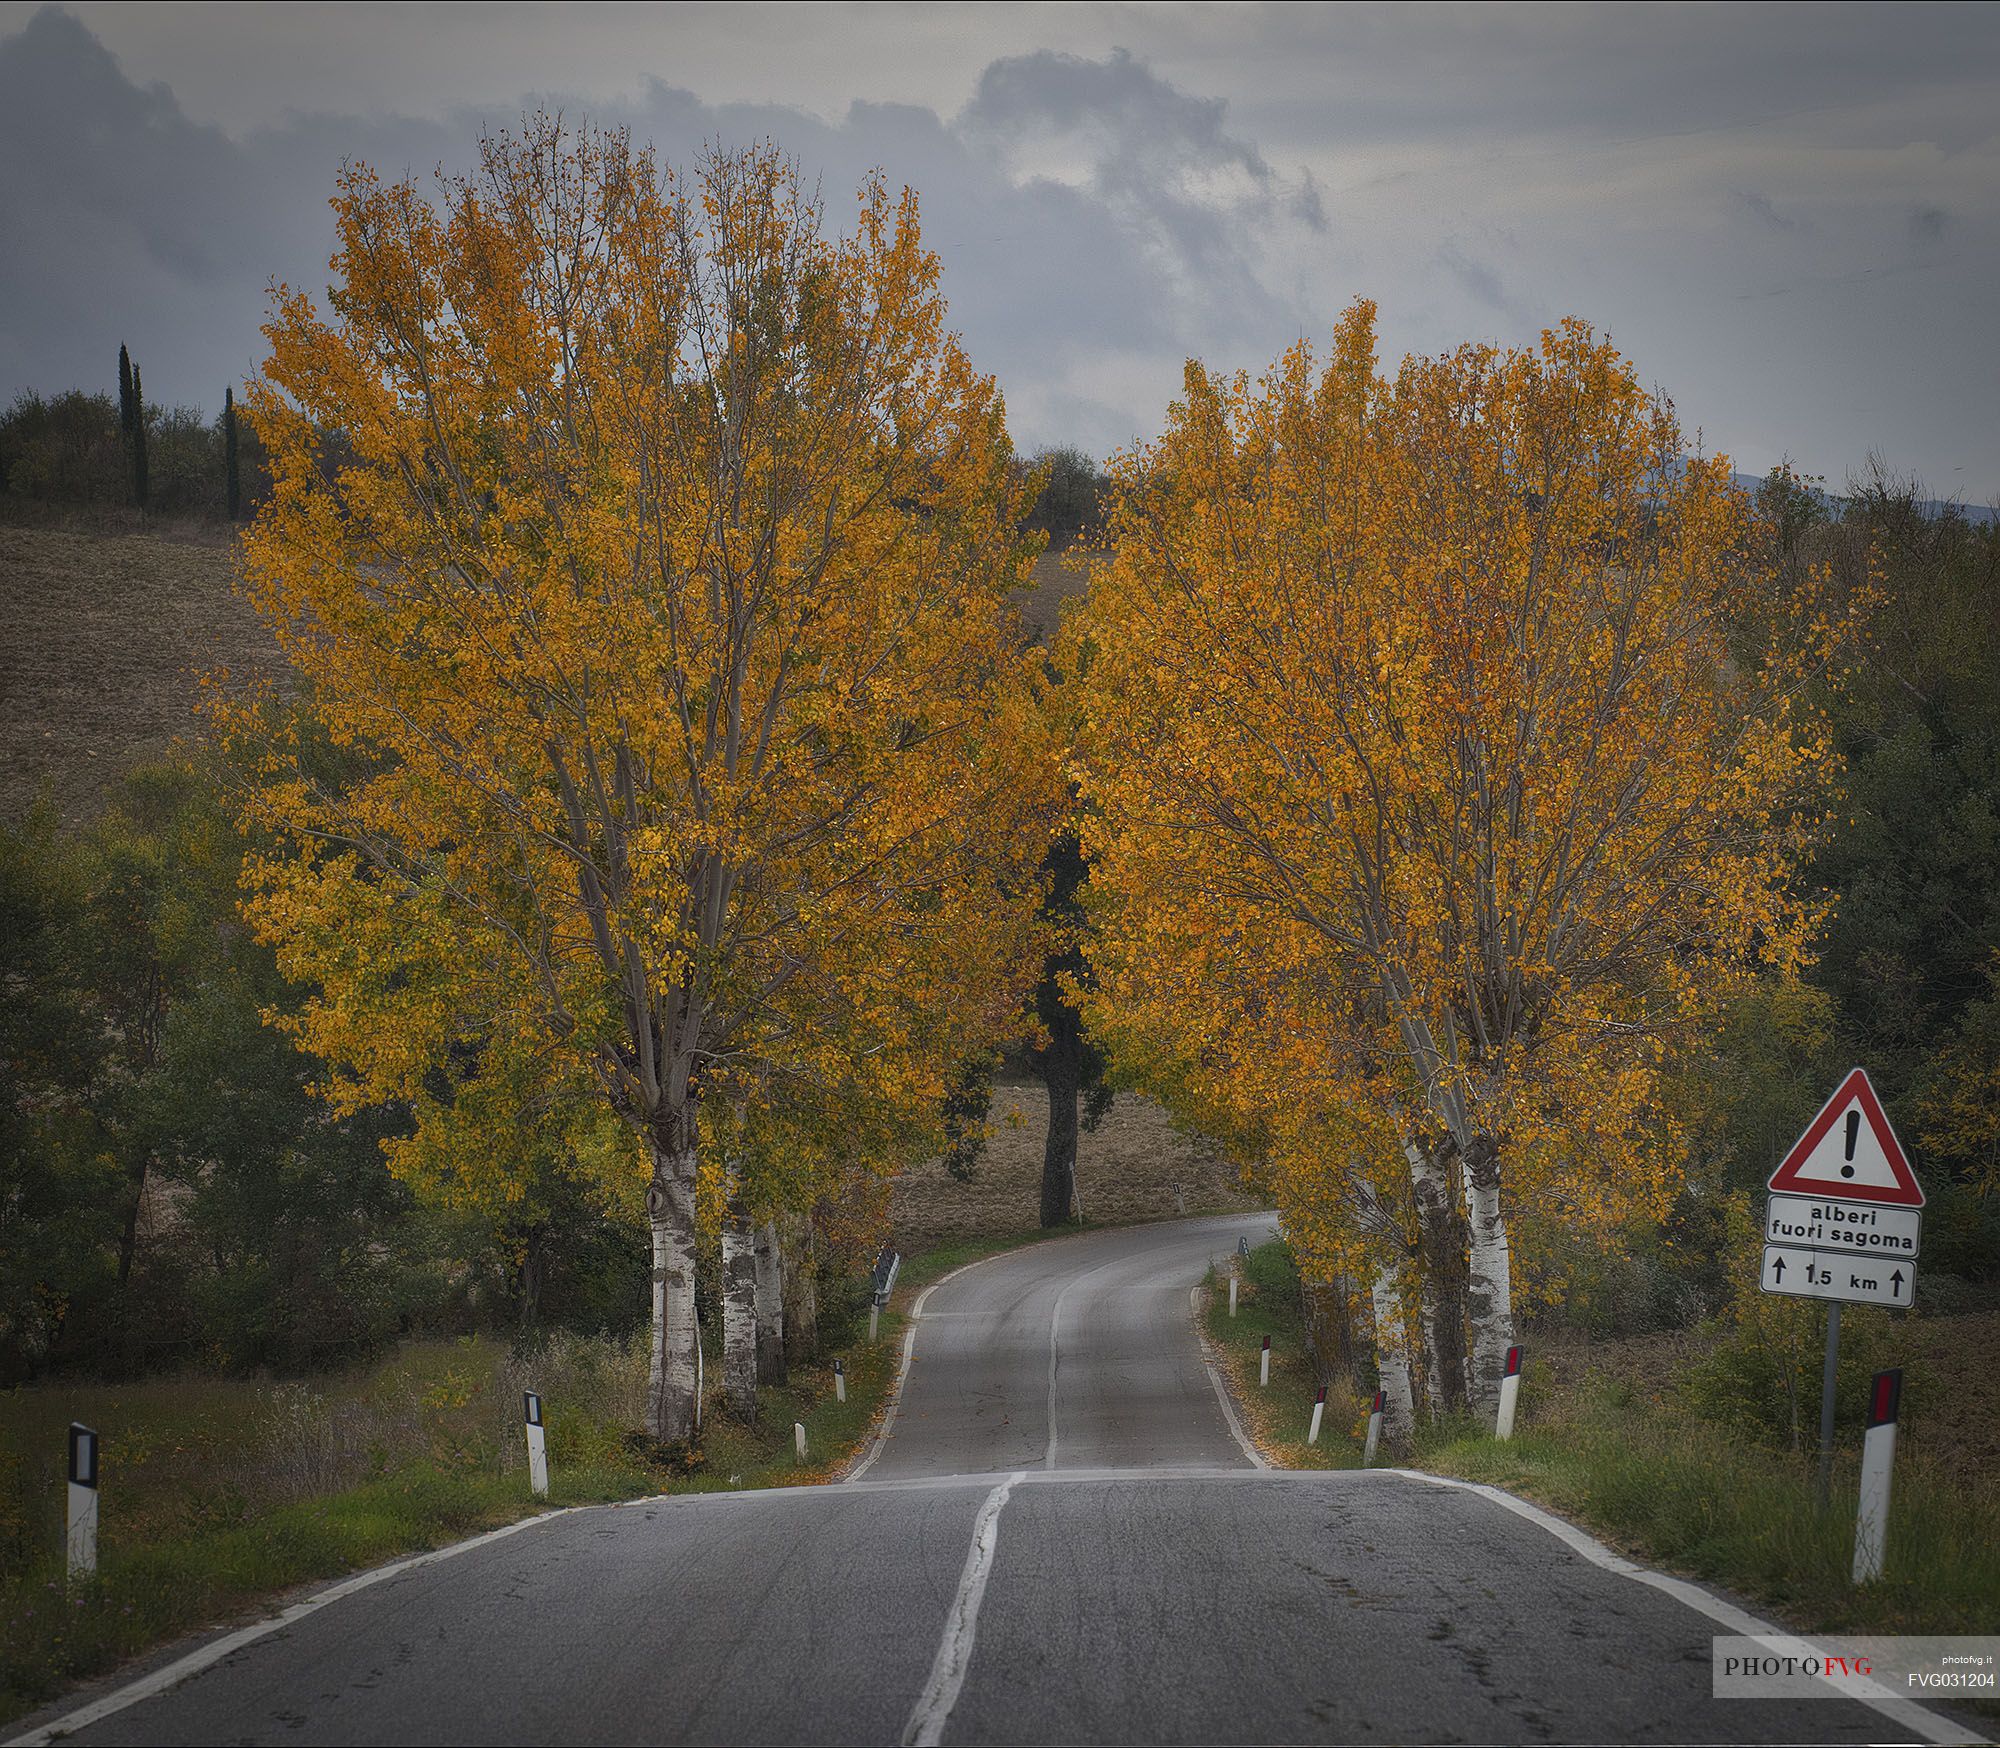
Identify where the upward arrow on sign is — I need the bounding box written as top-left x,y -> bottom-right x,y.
1767,1067 -> 1925,1208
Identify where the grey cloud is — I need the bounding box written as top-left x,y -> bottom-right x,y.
0,12 -> 1330,456
1231,5 -> 2000,152
1735,190 -> 1800,233
1909,204 -> 1950,244
1437,244 -> 1508,313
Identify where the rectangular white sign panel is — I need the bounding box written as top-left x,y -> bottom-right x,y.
1765,1193 -> 1922,1260
1760,1242 -> 1915,1309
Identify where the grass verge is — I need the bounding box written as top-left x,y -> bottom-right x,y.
1201,1240 -> 1361,1469
1222,1240 -> 2000,1656
1416,1379 -> 2000,1641
0,1218 -> 1070,1732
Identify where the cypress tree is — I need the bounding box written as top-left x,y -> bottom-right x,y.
130,363 -> 149,511
118,344 -> 135,450
224,386 -> 241,520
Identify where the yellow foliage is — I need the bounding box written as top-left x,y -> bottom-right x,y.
1070,300 -> 1862,1289
224,119 -> 1061,1239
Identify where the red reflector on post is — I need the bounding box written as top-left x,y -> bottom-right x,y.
1314,1386 -> 1326,1404
1371,1390 -> 1384,1413
1504,1345 -> 1522,1378
1261,1335 -> 1270,1350
1867,1367 -> 1902,1429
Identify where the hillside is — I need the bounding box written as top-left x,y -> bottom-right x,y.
0,525 -> 1098,825
0,524 -> 279,825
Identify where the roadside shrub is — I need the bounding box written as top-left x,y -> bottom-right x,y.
1677,1192 -> 1895,1448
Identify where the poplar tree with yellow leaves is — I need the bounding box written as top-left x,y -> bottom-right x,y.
230,120 -> 1057,1444
1074,302 -> 1857,1416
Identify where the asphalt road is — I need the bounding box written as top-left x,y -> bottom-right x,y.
16,1215 -> 1978,1747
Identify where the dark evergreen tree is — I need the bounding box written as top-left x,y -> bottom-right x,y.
129,363 -> 148,511
117,344 -> 135,453
1032,824 -> 1113,1226
223,386 -> 241,520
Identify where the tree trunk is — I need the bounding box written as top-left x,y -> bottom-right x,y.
781,1210 -> 817,1363
115,1154 -> 148,1288
753,1219 -> 786,1384
1462,1139 -> 1515,1421
1301,1277 -> 1355,1384
1369,1260 -> 1418,1448
517,1224 -> 546,1339
1403,1129 -> 1469,1414
721,1193 -> 759,1418
644,1120 -> 701,1445
1040,1024 -> 1081,1227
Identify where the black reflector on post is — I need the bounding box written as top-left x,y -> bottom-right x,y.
523,1391 -> 543,1428
69,1423 -> 98,1489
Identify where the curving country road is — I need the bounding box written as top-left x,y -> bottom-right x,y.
11,1215 -> 1978,1747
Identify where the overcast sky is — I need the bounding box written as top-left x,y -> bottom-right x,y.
2,2 -> 1996,501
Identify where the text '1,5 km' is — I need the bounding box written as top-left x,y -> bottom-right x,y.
1759,1243 -> 1913,1307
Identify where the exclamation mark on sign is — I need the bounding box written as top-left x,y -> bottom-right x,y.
1842,1110 -> 1860,1177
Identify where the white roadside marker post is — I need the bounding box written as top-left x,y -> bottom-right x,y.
1228,1275 -> 1238,1317
1495,1344 -> 1523,1441
1853,1368 -> 1901,1584
522,1391 -> 549,1499
67,1423 -> 99,1580
1307,1386 -> 1325,1446
870,1302 -> 879,1342
794,1422 -> 808,1461
1259,1334 -> 1271,1388
1362,1389 -> 1384,1467
834,1358 -> 846,1403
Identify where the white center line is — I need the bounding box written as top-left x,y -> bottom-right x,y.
900,1470 -> 1025,1748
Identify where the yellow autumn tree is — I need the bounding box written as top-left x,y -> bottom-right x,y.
1073,301 -> 1856,1414
229,120 -> 1058,1442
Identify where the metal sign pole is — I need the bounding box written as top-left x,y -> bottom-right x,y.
1816,1301 -> 1840,1508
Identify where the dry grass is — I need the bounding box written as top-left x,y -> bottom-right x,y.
0,521 -> 1094,828
1529,1309 -> 2000,1483
0,525 -> 281,825
888,1081 -> 1262,1251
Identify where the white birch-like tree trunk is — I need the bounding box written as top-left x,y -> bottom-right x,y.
1395,997 -> 1517,1423
1462,1153 -> 1515,1421
644,1139 -> 701,1444
721,1193 -> 759,1418
1399,1128 -> 1467,1413
1368,1261 -> 1418,1447
753,1219 -> 786,1385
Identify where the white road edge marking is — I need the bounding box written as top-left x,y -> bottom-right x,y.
4,1506 -> 586,1748
901,1470 -> 1025,1748
1190,1281 -> 1270,1470
1392,1471 -> 1980,1748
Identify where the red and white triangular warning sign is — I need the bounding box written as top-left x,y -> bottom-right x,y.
1767,1067 -> 1925,1207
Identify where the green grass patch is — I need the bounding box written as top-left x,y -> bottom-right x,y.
0,1459 -> 651,1728
1202,1240 -> 1361,1469
1416,1376 -> 2000,1639
0,1220 -> 1072,1729
1230,1230 -> 1999,1650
